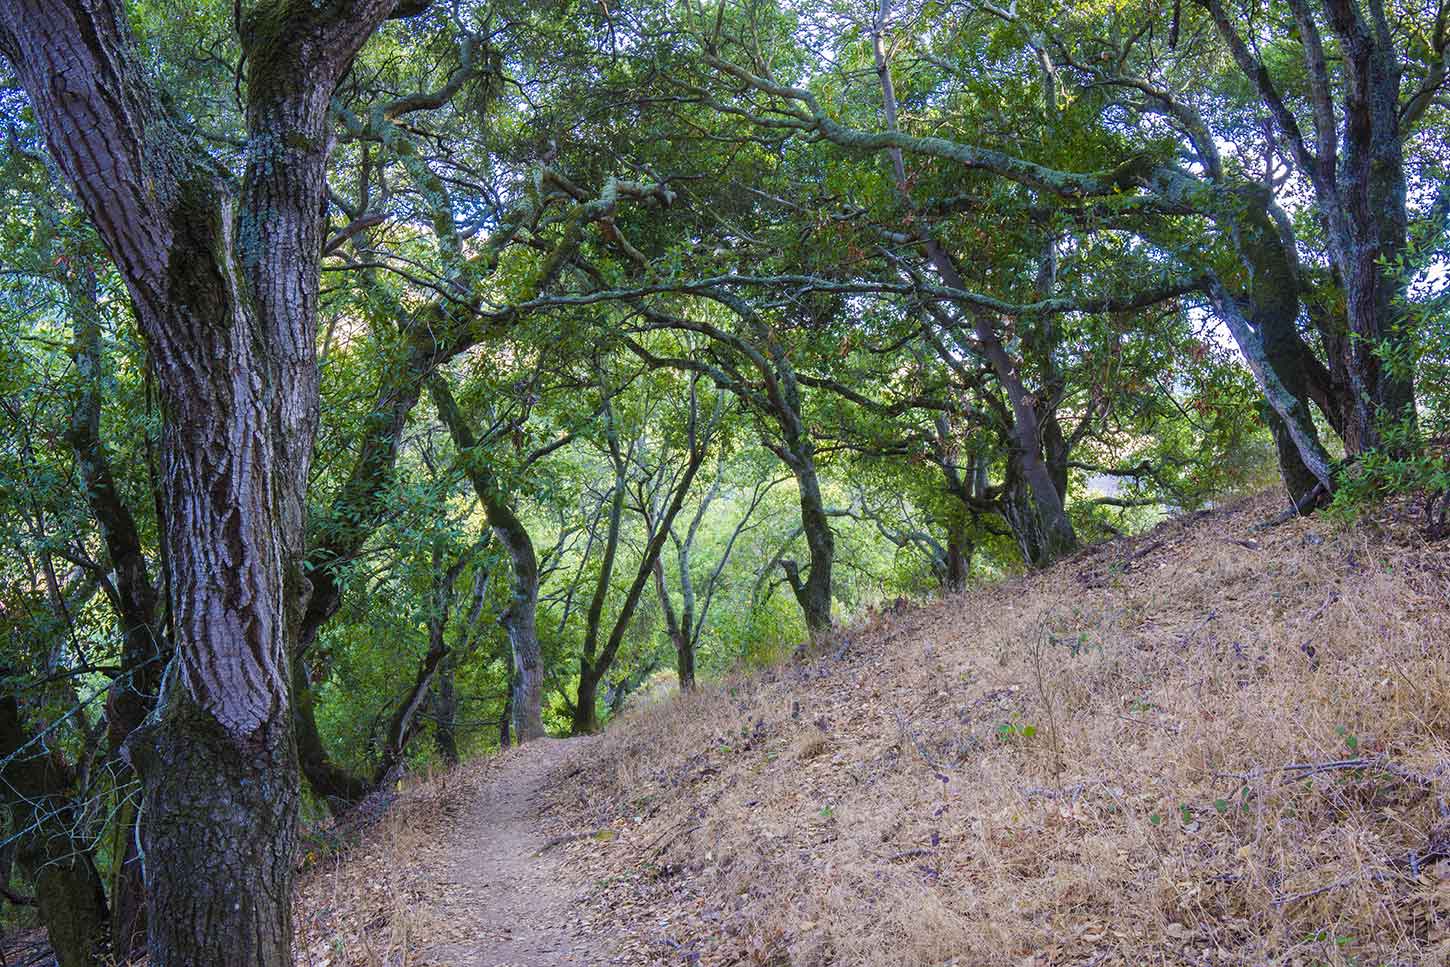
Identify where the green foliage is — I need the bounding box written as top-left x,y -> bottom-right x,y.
1329,231 -> 1450,531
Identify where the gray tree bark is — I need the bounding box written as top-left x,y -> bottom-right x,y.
430,379 -> 549,743
0,1 -> 402,962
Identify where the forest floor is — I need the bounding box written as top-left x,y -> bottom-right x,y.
295,737 -> 627,967
310,489 -> 1450,966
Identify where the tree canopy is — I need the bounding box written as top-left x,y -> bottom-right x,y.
0,0 -> 1444,961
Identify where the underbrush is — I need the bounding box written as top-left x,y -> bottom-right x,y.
548,492 -> 1450,966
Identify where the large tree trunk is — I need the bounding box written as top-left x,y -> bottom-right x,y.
0,2 -> 396,963
131,706 -> 299,967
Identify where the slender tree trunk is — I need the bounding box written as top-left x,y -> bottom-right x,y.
107,794 -> 147,959
944,514 -> 971,592
1205,0 -> 1416,457
772,436 -> 835,637
64,264 -> 160,960
0,694 -> 110,967
572,672 -> 601,735
572,399 -> 712,733
434,652 -> 460,765
793,459 -> 837,635
674,631 -> 696,690
499,670 -> 514,750
430,380 -> 547,742
294,659 -> 372,808
651,534 -> 696,690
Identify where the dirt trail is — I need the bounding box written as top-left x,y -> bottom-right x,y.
414,737 -> 613,967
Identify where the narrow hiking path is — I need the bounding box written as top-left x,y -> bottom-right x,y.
411,737 -> 616,967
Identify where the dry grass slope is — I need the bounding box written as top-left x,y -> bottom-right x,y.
546,493 -> 1450,966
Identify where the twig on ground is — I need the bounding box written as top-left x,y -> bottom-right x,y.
1216,756 -> 1433,789
535,827 -> 614,855
1271,869 -> 1402,907
879,847 -> 937,861
1115,714 -> 1181,733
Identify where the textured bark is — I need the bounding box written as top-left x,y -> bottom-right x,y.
129,703 -> 298,967
1001,453 -> 1066,568
674,634 -> 697,691
573,675 -> 601,736
0,0 -> 399,962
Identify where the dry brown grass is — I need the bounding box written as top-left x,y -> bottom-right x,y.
292,762 -> 491,966
546,493 -> 1450,966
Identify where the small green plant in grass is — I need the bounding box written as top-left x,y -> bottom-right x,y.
1336,724 -> 1360,752
995,716 -> 1037,741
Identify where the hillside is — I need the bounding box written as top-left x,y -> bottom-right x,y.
299,493 -> 1449,966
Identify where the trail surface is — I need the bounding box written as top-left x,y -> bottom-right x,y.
415,738 -> 612,967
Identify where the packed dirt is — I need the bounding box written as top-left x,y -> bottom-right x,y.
295,738 -> 626,967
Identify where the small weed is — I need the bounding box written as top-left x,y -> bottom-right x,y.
995,716 -> 1037,741
1335,724 -> 1360,752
